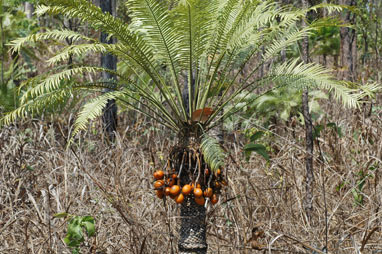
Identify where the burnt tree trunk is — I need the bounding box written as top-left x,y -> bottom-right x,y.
100,0 -> 118,141
301,0 -> 314,222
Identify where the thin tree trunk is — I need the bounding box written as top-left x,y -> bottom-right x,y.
301,0 -> 314,222
24,2 -> 34,19
100,0 -> 118,141
339,0 -> 357,82
63,18 -> 75,66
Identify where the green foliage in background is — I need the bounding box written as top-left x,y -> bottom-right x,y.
0,0 -> 40,113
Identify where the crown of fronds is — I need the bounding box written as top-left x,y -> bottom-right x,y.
2,0 -> 379,139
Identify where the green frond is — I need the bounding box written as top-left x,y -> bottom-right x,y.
207,59 -> 361,129
38,0 -> 157,72
71,91 -> 122,139
308,3 -> 343,15
200,133 -> 225,171
1,84 -> 75,126
357,83 -> 382,99
270,59 -> 361,108
262,26 -> 313,61
9,29 -> 94,53
127,0 -> 187,118
20,66 -> 104,104
47,43 -> 109,65
38,0 -> 186,123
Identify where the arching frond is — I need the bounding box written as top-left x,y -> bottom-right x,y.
1,84 -> 76,126
71,91 -> 122,139
207,59 -> 362,129
47,43 -> 109,65
127,0 -> 187,119
20,66 -> 106,103
270,59 -> 360,108
9,29 -> 94,53
200,133 -> 225,171
3,0 -> 376,143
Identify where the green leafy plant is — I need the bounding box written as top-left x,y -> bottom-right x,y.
244,131 -> 270,161
54,213 -> 95,254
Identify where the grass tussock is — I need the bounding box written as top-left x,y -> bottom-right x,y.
0,110 -> 382,254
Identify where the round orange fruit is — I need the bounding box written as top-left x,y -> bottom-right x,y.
193,188 -> 203,198
164,187 -> 171,196
170,185 -> 181,196
195,196 -> 205,206
175,193 -> 184,204
153,170 -> 164,180
154,180 -> 164,189
182,184 -> 192,195
211,194 -> 219,205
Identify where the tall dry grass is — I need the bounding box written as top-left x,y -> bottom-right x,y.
0,108 -> 381,254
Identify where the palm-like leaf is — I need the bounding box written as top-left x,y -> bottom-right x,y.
2,0 -> 374,140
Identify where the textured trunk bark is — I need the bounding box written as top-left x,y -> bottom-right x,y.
100,0 -> 118,141
178,198 -> 207,254
339,0 -> 357,82
301,0 -> 314,222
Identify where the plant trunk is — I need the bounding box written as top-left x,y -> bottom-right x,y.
24,2 -> 34,19
100,0 -> 118,141
301,0 -> 314,222
339,0 -> 357,82
179,75 -> 208,253
179,198 -> 207,254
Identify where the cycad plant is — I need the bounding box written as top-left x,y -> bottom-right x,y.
1,0 -> 374,253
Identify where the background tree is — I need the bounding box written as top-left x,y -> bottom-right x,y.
339,0 -> 357,81
301,0 -> 314,223
100,0 -> 118,141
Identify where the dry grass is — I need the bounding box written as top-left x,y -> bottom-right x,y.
1,108 -> 381,254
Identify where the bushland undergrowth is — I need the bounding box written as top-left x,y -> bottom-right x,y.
0,107 -> 381,254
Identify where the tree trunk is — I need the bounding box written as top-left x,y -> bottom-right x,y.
178,152 -> 208,254
179,198 -> 207,254
301,0 -> 314,222
100,0 -> 118,141
339,0 -> 357,82
179,78 -> 208,253
24,2 -> 34,19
